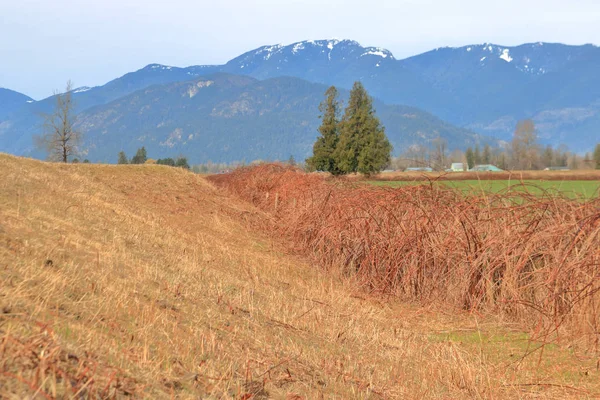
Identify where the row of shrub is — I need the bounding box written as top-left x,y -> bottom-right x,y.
209,163 -> 600,347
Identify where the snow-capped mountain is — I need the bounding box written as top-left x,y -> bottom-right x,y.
218,39 -> 408,99
402,42 -> 599,78
2,39 -> 600,156
225,39 -> 395,75
400,42 -> 600,148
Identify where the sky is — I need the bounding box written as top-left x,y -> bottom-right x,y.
2,0 -> 600,99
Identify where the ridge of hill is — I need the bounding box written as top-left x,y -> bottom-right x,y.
2,39 -> 600,161
1,154 -> 599,398
3,74 -> 484,163
220,40 -> 600,147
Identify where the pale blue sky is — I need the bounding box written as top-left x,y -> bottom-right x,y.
2,0 -> 599,99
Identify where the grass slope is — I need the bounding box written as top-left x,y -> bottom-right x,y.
1,154 -> 599,399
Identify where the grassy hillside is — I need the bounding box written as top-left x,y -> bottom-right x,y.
1,154 -> 599,398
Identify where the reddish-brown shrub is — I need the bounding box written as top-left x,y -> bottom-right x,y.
210,164 -> 600,346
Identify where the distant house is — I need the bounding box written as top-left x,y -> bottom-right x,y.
405,167 -> 433,172
450,163 -> 465,172
470,164 -> 503,172
544,166 -> 570,171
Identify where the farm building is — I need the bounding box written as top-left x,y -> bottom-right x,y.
405,167 -> 433,172
470,164 -> 503,172
450,163 -> 465,172
544,166 -> 570,171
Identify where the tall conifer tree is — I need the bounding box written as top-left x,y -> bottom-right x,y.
335,82 -> 391,175
465,147 -> 475,170
306,86 -> 341,174
117,151 -> 129,164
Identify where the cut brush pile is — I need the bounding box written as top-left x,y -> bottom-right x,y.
210,164 -> 600,347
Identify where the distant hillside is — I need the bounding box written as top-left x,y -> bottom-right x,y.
219,40 -> 600,149
2,39 -> 599,158
399,43 -> 600,146
0,88 -> 33,120
1,69 -> 481,163
71,74 -> 482,163
218,39 -> 450,118
0,64 -> 220,147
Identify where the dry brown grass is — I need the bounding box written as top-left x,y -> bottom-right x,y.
1,154 -> 599,399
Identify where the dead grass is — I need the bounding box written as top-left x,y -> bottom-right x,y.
1,154 -> 599,399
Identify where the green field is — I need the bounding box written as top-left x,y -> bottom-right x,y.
369,179 -> 600,198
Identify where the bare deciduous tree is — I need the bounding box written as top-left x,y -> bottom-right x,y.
430,136 -> 448,170
36,80 -> 81,163
511,119 -> 539,170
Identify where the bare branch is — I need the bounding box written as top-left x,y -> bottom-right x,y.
36,80 -> 82,163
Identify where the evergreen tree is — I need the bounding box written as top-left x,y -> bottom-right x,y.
157,158 -> 175,166
594,144 -> 600,169
474,144 -> 481,165
117,151 -> 129,164
288,155 -> 296,166
306,86 -> 341,174
497,152 -> 508,170
465,147 -> 475,170
175,157 -> 190,169
131,147 -> 147,164
482,144 -> 491,164
334,82 -> 391,175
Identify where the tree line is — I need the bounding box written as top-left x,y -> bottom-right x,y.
394,120 -> 600,171
464,119 -> 600,170
35,81 -> 600,172
117,147 -> 190,169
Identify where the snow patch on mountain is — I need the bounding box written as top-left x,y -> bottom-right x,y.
235,39 -> 395,66
73,87 -> 92,94
292,42 -> 305,53
149,64 -> 173,71
361,48 -> 392,59
499,49 -> 513,62
256,44 -> 283,60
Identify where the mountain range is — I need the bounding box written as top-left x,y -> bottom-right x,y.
0,88 -> 33,121
1,39 -> 599,163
